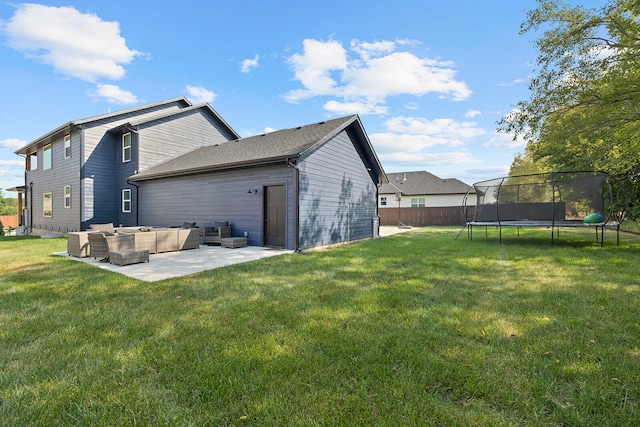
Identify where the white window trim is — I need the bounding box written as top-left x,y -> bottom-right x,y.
380,196 -> 387,206
64,185 -> 71,208
411,197 -> 426,208
122,132 -> 131,163
64,135 -> 71,158
43,192 -> 52,217
122,189 -> 131,213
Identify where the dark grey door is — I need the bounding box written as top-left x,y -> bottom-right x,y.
264,185 -> 285,247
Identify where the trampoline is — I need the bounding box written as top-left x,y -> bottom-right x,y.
461,171 -> 625,246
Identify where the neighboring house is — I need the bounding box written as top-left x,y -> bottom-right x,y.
377,171 -> 476,226
130,115 -> 386,250
15,98 -> 386,250
15,97 -> 239,234
379,171 -> 475,208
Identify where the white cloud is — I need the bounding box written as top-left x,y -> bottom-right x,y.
349,39 -> 395,60
324,100 -> 388,115
498,78 -> 528,87
484,132 -> 527,149
3,4 -> 141,82
0,138 -> 27,150
369,115 -> 487,171
465,110 -> 482,118
285,39 -> 348,101
0,160 -> 24,167
380,151 -> 480,166
284,38 -> 471,113
384,116 -> 485,141
372,132 -> 462,153
0,160 -> 25,187
241,55 -> 260,73
88,84 -> 137,104
185,85 -> 216,104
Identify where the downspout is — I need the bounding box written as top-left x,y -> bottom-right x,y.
286,158 -> 300,251
78,124 -> 85,231
29,181 -> 33,234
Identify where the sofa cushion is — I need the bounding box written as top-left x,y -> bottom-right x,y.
90,223 -> 115,233
214,221 -> 229,228
181,221 -> 197,229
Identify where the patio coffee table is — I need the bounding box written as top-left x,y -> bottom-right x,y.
220,237 -> 248,249
110,249 -> 150,266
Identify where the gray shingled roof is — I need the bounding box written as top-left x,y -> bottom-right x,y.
380,171 -> 473,195
131,115 -> 361,181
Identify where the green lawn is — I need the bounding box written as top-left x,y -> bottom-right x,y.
1,227 -> 639,426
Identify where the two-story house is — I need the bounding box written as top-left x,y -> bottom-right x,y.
15,98 -> 387,251
15,97 -> 239,234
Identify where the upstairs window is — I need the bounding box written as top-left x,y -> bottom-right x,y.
64,185 -> 71,208
26,152 -> 37,171
43,143 -> 52,170
411,197 -> 426,207
380,197 -> 387,206
64,135 -> 71,158
122,189 -> 131,213
122,133 -> 131,163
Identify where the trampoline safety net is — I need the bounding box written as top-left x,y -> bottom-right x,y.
462,171 -> 622,245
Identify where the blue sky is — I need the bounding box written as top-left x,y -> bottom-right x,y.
0,0 -> 603,194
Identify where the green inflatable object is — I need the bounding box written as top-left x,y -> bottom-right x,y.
584,213 -> 604,223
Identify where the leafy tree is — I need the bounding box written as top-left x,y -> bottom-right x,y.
499,0 -> 640,218
0,189 -> 19,216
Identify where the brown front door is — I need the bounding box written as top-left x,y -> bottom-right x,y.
264,185 -> 286,247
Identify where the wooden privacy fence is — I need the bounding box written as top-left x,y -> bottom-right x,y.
0,215 -> 19,229
379,206 -> 474,227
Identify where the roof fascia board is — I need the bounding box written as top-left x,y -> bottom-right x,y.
15,97 -> 191,155
14,121 -> 76,155
350,115 -> 388,184
298,115 -> 388,184
298,115 -> 358,160
108,102 -> 240,139
129,155 -> 299,182
74,96 -> 190,126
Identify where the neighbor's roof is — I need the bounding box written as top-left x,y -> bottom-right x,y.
130,115 -> 387,183
15,97 -> 239,154
380,171 -> 473,195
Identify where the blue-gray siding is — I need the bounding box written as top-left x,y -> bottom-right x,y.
298,129 -> 378,250
137,109 -> 236,172
80,100 -> 190,229
135,165 -> 298,249
25,130 -> 82,232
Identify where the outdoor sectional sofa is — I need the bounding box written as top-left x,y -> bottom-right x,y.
67,223 -> 200,258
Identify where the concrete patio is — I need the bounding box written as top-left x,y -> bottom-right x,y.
56,226 -> 416,282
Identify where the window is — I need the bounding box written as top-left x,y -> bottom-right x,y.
380,197 -> 387,206
43,193 -> 52,217
122,133 -> 131,163
411,197 -> 426,207
64,135 -> 71,158
27,152 -> 37,171
122,189 -> 131,212
64,185 -> 71,208
43,143 -> 52,170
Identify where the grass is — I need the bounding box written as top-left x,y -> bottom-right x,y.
1,227 -> 640,426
